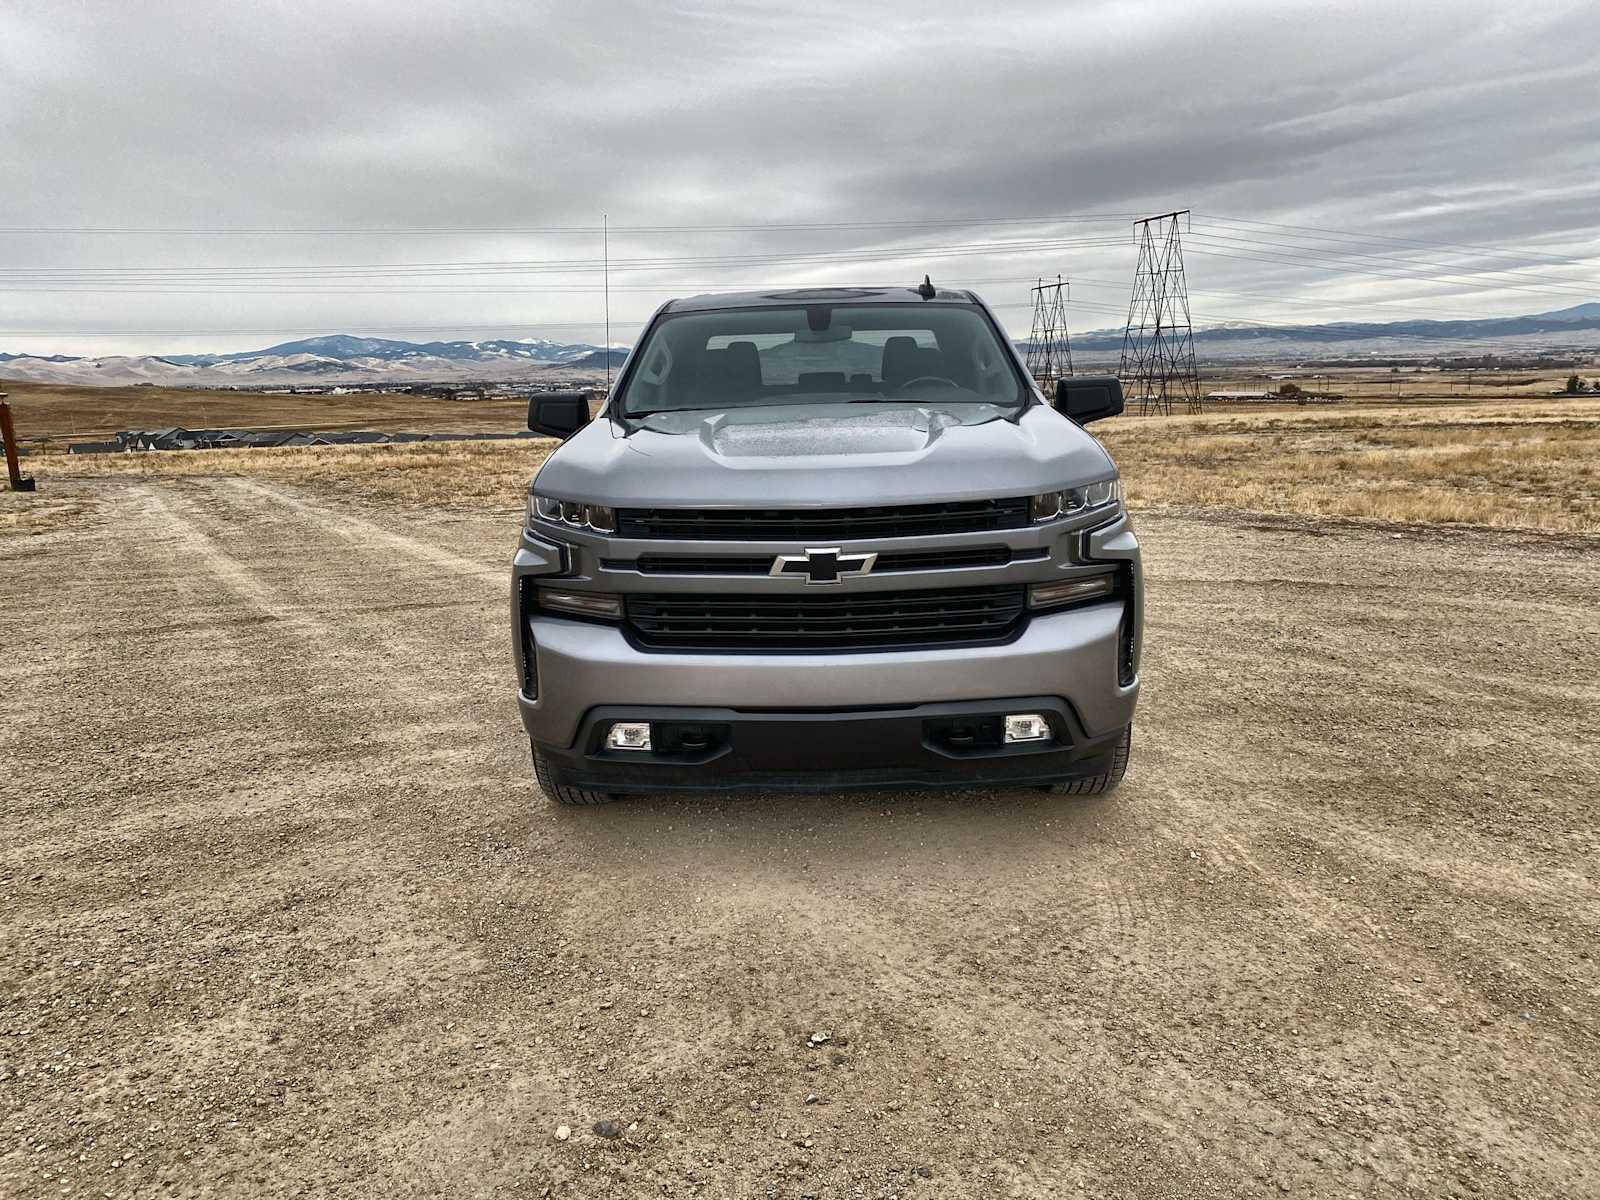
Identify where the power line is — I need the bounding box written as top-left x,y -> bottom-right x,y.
0,236 -> 1129,287
1188,228 -> 1598,296
0,320 -> 640,337
1198,211 -> 1600,271
0,212 -> 1143,236
1183,243 -> 1598,305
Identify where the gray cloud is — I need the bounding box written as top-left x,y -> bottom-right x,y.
2,0 -> 1597,355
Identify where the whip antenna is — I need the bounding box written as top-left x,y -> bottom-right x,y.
603,212 -> 611,395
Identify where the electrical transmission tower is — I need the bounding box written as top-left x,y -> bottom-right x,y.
1025,276 -> 1073,385
1118,211 -> 1201,415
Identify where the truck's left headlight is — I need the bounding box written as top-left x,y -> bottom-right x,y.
1030,478 -> 1122,522
529,493 -> 617,534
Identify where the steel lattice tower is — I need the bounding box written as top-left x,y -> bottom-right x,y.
1024,276 -> 1074,385
1118,211 -> 1201,415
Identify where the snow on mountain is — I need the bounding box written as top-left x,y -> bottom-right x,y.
8,301 -> 1600,388
0,333 -> 615,386
0,355 -> 199,385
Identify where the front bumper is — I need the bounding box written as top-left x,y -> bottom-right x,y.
510,509 -> 1142,785
536,698 -> 1128,793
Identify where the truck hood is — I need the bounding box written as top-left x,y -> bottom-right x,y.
532,400 -> 1117,509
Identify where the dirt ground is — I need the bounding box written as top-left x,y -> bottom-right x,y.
2,477 -> 1598,1198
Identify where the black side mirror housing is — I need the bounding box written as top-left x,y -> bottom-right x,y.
527,390 -> 593,440
1053,376 -> 1125,425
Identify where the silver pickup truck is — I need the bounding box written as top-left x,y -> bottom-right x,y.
510,285 -> 1141,804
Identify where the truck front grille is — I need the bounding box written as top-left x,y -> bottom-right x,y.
624,585 -> 1027,652
624,546 -> 1031,576
615,497 -> 1030,541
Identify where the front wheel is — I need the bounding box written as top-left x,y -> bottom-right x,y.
532,746 -> 619,806
1050,725 -> 1132,795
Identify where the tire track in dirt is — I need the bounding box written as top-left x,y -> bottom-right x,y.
224,476 -> 506,584
139,482 -> 475,712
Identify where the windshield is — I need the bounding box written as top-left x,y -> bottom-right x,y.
616,302 -> 1028,417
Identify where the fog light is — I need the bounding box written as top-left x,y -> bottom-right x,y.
606,721 -> 652,751
1004,713 -> 1052,743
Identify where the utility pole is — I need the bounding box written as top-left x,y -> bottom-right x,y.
1024,276 -> 1074,387
1118,211 -> 1201,415
1,393 -> 37,492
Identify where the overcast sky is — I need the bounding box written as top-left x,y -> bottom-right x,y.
3,0 -> 1599,356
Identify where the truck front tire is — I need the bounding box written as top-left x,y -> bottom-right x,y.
532,745 -> 619,807
1050,724 -> 1132,795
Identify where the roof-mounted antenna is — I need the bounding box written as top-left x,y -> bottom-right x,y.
603,212 -> 611,395
916,274 -> 936,300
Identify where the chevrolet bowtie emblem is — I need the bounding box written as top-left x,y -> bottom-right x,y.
770,546 -> 878,584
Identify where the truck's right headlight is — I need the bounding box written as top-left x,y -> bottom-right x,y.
1031,478 -> 1122,522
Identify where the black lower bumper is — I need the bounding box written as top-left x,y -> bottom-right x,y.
534,697 -> 1126,794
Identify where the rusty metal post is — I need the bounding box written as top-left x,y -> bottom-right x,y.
0,394 -> 38,492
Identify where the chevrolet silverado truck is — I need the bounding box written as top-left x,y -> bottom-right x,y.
510,284 -> 1140,804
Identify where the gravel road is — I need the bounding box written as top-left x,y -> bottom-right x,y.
3,477 -> 1598,1198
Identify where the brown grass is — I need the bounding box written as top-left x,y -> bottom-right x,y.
0,489 -> 95,536
0,379 -> 533,445
54,438 -> 555,511
1094,399 -> 1600,531
5,370 -> 1591,449
8,397 -> 1600,537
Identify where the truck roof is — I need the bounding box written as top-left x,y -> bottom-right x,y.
661,285 -> 978,313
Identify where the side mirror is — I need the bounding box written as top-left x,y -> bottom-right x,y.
1053,376 -> 1124,425
527,390 -> 593,440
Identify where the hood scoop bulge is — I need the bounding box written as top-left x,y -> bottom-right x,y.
698,407 -> 959,459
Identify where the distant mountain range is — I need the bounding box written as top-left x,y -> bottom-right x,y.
3,301 -> 1598,387
1066,301 -> 1600,360
0,334 -> 616,387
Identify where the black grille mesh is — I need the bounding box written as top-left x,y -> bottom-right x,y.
615,497 -> 1030,541
625,585 -> 1026,652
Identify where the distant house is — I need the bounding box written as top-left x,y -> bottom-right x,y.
193,428 -> 250,449
128,427 -> 196,450
67,441 -> 119,455
239,431 -> 300,449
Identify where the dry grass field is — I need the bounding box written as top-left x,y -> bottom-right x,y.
1098,397 -> 1600,531
4,365 -> 1592,450
12,396 -> 1600,537
0,380 -> 534,445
